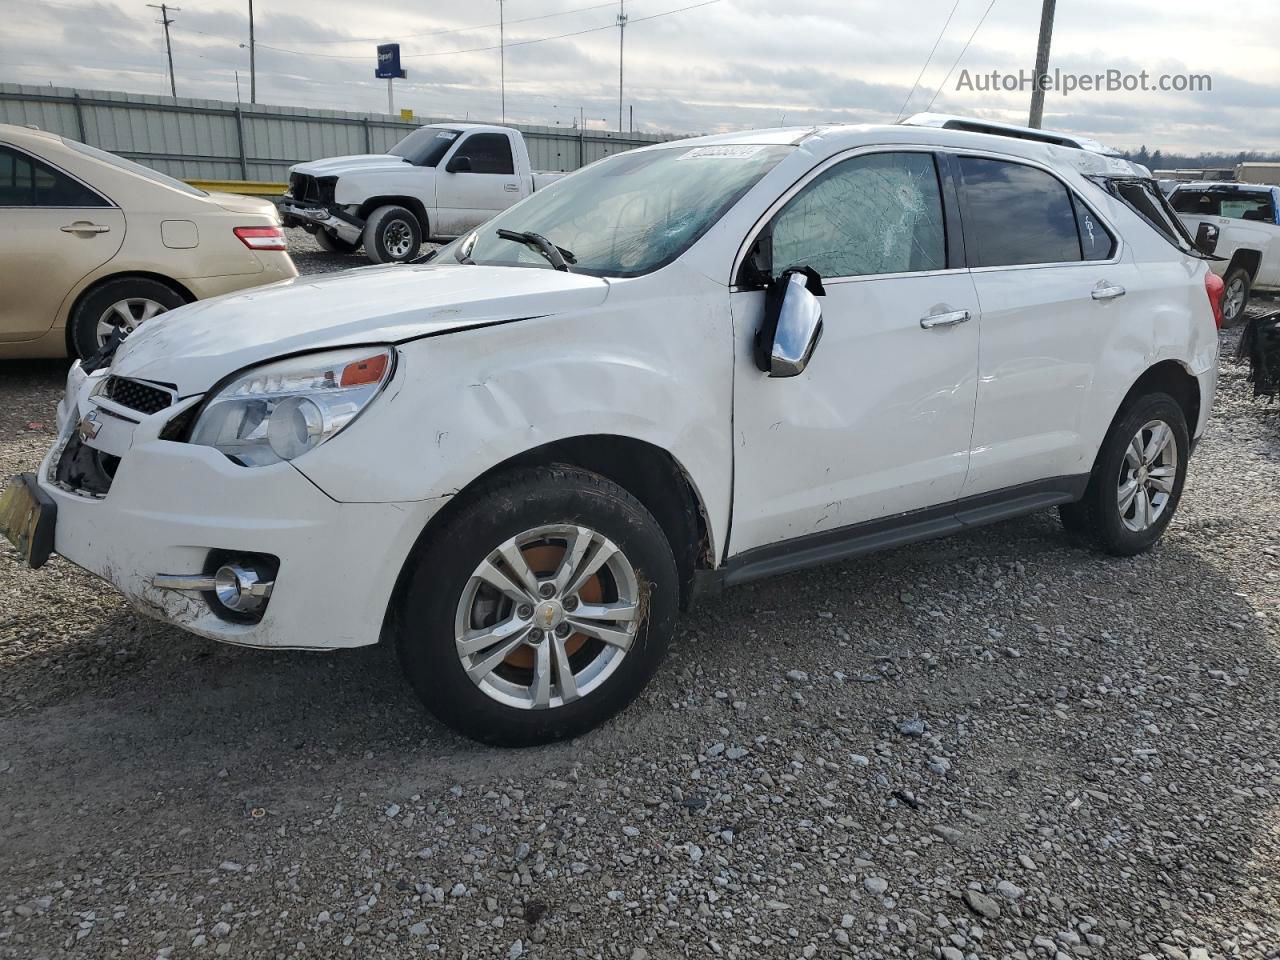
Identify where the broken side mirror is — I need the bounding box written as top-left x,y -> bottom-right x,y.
754,267 -> 825,378
447,155 -> 473,173
1195,221 -> 1219,255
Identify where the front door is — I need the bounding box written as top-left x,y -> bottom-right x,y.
435,132 -> 522,237
729,149 -> 981,556
0,144 -> 123,342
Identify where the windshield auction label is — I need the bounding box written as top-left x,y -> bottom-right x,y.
677,145 -> 767,160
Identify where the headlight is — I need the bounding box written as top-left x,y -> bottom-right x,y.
189,347 -> 394,466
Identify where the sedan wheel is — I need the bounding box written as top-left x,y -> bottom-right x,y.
1117,419 -> 1178,532
455,525 -> 641,711
96,298 -> 169,348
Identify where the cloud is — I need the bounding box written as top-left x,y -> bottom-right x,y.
1,0 -> 1278,153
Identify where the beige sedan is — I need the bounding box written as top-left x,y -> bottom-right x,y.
0,123 -> 297,359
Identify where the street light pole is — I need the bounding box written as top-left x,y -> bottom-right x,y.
1028,0 -> 1056,129
616,0 -> 627,132
248,0 -> 256,103
498,0 -> 506,122
147,3 -> 180,98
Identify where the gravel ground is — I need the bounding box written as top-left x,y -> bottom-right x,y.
1,242 -> 1279,960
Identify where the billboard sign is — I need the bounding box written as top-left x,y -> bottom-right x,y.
375,44 -> 406,79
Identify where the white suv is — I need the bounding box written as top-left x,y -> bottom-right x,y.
2,115 -> 1222,746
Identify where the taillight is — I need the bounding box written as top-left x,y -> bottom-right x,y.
234,226 -> 287,251
1204,271 -> 1225,329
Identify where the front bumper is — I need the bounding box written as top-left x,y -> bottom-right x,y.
280,201 -> 364,245
37,371 -> 445,649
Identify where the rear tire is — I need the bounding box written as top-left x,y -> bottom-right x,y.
394,466 -> 679,747
1221,267 -> 1251,327
363,205 -> 422,264
69,277 -> 187,360
1059,392 -> 1188,556
314,228 -> 360,255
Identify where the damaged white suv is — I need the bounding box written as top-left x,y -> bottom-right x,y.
2,115 -> 1221,746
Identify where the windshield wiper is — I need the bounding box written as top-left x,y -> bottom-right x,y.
495,229 -> 576,272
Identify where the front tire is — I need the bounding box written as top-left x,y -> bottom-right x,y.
394,466 -> 679,747
1221,267 -> 1251,327
314,228 -> 360,255
363,205 -> 423,263
1059,393 -> 1189,556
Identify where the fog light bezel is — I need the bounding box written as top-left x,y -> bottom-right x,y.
202,550 -> 279,624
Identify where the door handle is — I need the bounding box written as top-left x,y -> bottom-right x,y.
920,309 -> 971,329
61,222 -> 110,234
1091,281 -> 1126,301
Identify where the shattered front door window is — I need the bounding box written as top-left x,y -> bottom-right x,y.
771,151 -> 946,279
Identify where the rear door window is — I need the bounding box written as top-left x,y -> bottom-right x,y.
0,145 -> 107,207
957,157 -> 1081,267
456,133 -> 515,175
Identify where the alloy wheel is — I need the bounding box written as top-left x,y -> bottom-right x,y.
454,524 -> 642,710
1117,419 -> 1178,532
1224,277 -> 1246,321
95,298 -> 168,347
383,219 -> 414,259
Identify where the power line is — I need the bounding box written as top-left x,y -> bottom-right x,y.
249,0 -> 721,62
923,0 -> 998,113
895,0 -> 961,122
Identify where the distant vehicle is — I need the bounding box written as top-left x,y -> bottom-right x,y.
0,123 -> 296,360
281,124 -> 566,264
5,114 -> 1221,746
1169,182 -> 1280,325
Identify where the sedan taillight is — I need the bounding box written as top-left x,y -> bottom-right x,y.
1204,270 -> 1225,329
234,226 -> 287,251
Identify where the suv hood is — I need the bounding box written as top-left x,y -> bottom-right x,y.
111,264 -> 610,395
290,154 -> 410,178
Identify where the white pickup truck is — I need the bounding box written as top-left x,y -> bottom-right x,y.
281,124 -> 565,264
1169,182 -> 1280,325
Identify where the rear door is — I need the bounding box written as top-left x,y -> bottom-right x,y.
0,143 -> 124,342
954,153 -> 1138,496
434,132 -> 522,236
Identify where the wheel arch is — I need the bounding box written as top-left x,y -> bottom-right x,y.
358,197 -> 430,237
384,435 -> 714,638
1118,359 -> 1201,440
1227,248 -> 1262,282
63,271 -> 196,355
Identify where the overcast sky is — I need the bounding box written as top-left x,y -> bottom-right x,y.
3,0 -> 1278,154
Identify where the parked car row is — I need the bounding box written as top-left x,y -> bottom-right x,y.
0,123 -> 296,361
2,112 -> 1224,746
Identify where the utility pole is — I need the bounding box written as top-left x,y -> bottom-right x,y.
629,104 -> 633,133
497,0 -> 506,122
235,69 -> 241,102
248,0 -> 256,103
1028,0 -> 1056,129
148,3 -> 180,98
616,0 -> 627,132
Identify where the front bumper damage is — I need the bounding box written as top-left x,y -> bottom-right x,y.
34,365 -> 445,650
279,200 -> 365,245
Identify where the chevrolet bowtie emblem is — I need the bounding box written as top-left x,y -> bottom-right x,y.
77,411 -> 102,443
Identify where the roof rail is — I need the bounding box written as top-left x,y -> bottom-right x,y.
899,113 -> 1121,157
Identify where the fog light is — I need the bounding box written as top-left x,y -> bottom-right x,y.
213,563 -> 272,614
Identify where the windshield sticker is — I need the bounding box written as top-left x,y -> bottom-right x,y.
676,145 -> 767,161
436,131 -> 459,140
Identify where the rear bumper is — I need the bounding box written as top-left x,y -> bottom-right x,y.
183,255 -> 298,299
35,398 -> 444,649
